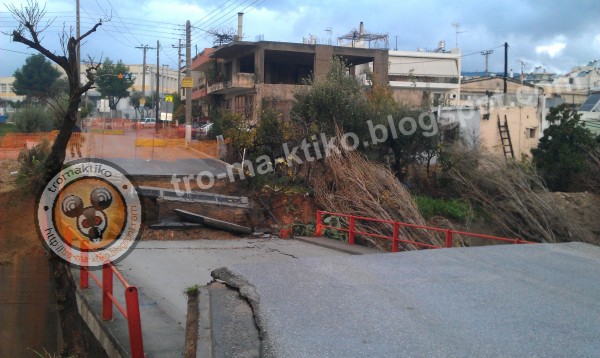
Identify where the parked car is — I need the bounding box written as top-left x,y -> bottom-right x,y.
138,118 -> 156,129
198,122 -> 213,137
176,121 -> 202,138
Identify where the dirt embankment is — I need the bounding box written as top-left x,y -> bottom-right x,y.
0,159 -> 40,263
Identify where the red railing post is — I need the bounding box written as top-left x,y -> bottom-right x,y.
348,216 -> 355,245
444,230 -> 453,248
315,210 -> 323,237
392,222 -> 399,252
125,287 -> 145,358
80,265 -> 89,289
102,264 -> 113,320
80,241 -> 89,289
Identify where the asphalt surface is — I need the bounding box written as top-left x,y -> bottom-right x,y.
213,242 -> 600,357
116,239 -> 347,327
67,130 -> 230,176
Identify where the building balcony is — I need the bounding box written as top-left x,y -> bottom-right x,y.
207,73 -> 255,94
192,85 -> 207,101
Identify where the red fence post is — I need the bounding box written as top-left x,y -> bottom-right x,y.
102,264 -> 113,320
445,230 -> 453,248
125,287 -> 145,358
392,222 -> 399,252
315,210 -> 323,237
80,239 -> 89,289
80,264 -> 89,289
348,216 -> 355,245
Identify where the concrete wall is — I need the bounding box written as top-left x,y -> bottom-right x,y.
255,84 -> 306,121
314,45 -> 334,79
392,88 -> 430,107
480,107 -> 540,159
438,107 -> 480,146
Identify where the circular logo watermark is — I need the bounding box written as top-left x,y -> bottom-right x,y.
35,159 -> 144,268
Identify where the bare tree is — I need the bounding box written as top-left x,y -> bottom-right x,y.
6,2 -> 106,356
7,1 -> 105,183
207,28 -> 236,46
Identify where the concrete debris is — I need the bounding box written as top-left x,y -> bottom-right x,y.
149,221 -> 203,230
174,209 -> 253,235
138,186 -> 249,208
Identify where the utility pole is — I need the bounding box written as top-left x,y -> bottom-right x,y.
76,0 -> 80,124
481,49 -> 494,77
185,20 -> 192,145
395,36 -> 398,51
172,39 -> 184,97
135,45 -> 156,96
161,64 -> 169,98
155,40 -> 160,131
504,42 -> 508,94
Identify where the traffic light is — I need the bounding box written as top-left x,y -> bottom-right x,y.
117,72 -> 133,80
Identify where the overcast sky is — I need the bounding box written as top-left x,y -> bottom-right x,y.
1,0 -> 599,77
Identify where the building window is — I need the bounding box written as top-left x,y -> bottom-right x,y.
526,127 -> 537,138
0,84 -> 7,93
433,93 -> 443,106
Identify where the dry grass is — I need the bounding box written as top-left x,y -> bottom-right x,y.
445,145 -> 586,243
311,147 -> 448,251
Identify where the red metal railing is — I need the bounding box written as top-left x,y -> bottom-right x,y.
315,210 -> 534,252
64,225 -> 145,358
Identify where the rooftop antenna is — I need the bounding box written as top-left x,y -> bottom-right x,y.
452,22 -> 466,48
325,27 -> 332,45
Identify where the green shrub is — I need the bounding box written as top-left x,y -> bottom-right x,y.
17,138 -> 51,191
14,106 -> 52,133
0,123 -> 17,137
414,195 -> 471,222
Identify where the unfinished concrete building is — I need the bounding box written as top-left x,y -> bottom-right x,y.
193,41 -> 388,121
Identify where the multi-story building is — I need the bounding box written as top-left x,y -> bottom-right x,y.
192,40 -> 388,121
388,46 -> 461,108
0,77 -> 25,102
578,89 -> 600,134
538,60 -> 600,107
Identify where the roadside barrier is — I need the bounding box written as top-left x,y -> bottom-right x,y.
315,210 -> 534,252
63,225 -> 145,358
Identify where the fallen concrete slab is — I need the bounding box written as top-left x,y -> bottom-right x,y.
212,242 -> 600,357
149,221 -> 203,230
138,186 -> 249,208
175,209 -> 253,235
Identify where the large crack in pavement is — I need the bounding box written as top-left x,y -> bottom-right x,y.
211,266 -> 276,357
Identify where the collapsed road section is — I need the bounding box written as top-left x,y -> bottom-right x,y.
211,242 -> 600,357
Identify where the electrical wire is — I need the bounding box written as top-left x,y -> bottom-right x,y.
0,47 -> 35,55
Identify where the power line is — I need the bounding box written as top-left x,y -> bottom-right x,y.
208,0 -> 262,33
0,47 -> 34,55
106,0 -> 144,46
191,0 -> 235,27
199,0 -> 252,32
191,0 -> 248,37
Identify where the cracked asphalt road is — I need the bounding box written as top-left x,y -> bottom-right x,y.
213,242 -> 600,357
115,238 -> 346,326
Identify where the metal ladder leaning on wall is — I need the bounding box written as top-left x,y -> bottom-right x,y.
497,114 -> 515,160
